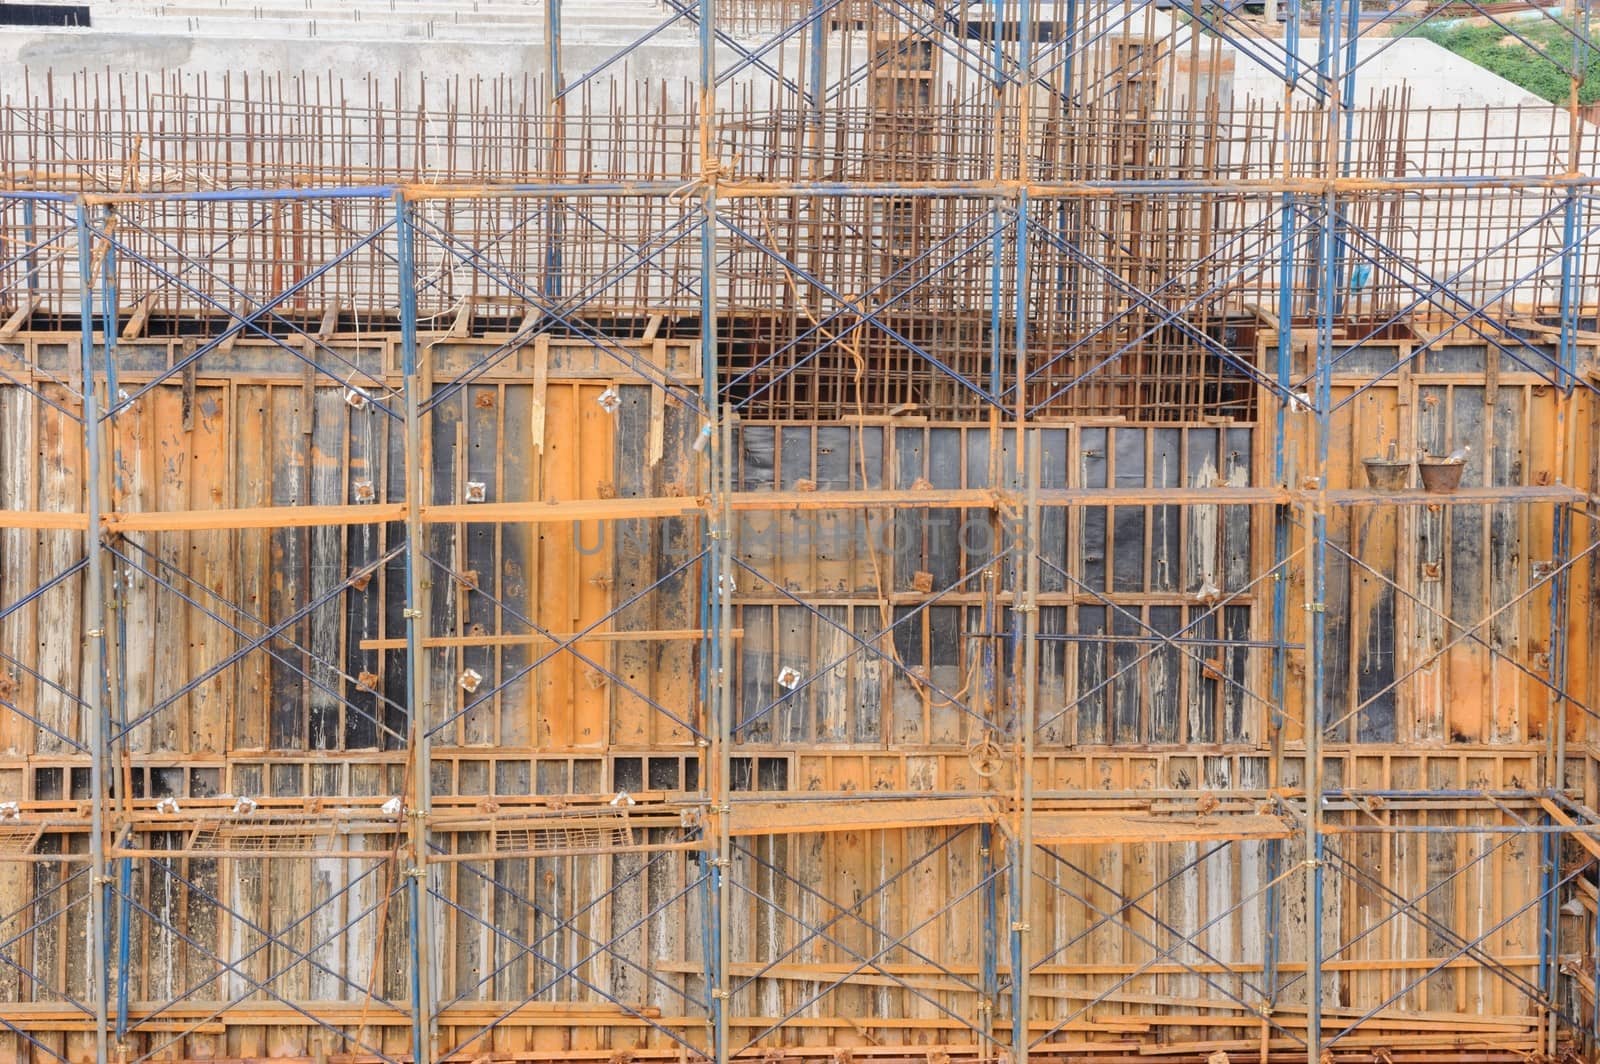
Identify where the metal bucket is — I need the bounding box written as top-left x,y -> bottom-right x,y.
1418,459 -> 1465,493
1362,458 -> 1411,492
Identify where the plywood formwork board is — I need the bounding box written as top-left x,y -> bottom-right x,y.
1031,811 -> 1293,845
726,796 -> 998,835
0,328 -> 1591,1062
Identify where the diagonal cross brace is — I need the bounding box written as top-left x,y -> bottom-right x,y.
1017,213 -> 1278,396
430,845 -> 700,1012
1030,845 -> 1306,1049
1318,533 -> 1600,739
125,856 -> 403,1032
0,870 -> 96,1019
732,843 -> 1002,1051
122,862 -> 406,1064
728,550 -> 1006,737
1298,202 -> 1600,404
726,211 -> 1002,409
1029,839 -> 1235,972
105,540 -> 408,744
420,548 -> 708,742
1033,544 -> 1302,735
1026,217 -> 1295,413
1280,829 -> 1521,999
408,214 -> 704,416
430,865 -> 710,1057
1321,843 -> 1550,1016
1321,849 -> 1586,1044
732,827 -> 988,997
93,214 -> 399,420
415,209 -> 707,412
718,215 -> 1007,412
111,538 -> 410,746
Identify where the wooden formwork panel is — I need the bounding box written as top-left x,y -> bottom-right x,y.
1280,362 -> 1592,748
0,345 -> 704,760
0,337 -> 1592,1062
733,421 -> 1260,750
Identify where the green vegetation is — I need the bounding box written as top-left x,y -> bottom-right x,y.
1410,17 -> 1598,106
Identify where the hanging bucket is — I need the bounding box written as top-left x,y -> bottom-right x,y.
1418,457 -> 1466,494
1361,457 -> 1411,492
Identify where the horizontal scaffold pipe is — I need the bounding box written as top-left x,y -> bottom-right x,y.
3,173 -> 1600,204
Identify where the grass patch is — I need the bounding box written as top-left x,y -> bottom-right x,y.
1409,17 -> 1597,105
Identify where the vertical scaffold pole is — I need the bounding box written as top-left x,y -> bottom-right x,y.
697,2 -> 731,1060
1543,3 -> 1588,1047
1012,4 -> 1036,1055
23,199 -> 38,295
545,0 -> 565,301
396,191 -> 435,1064
95,206 -> 134,1061
76,198 -> 111,1064
1266,0 -> 1303,1012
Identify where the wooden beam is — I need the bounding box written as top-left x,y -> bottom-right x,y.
357,627 -> 737,651
423,495 -> 701,525
316,301 -> 342,339
447,298 -> 474,338
727,796 -> 998,835
1539,797 -> 1600,862
0,297 -> 36,339
1031,810 -> 1294,844
103,502 -> 407,532
0,510 -> 90,531
3,487 -> 1313,532
121,294 -> 153,340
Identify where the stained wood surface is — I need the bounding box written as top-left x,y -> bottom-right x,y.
0,334 -> 1586,1061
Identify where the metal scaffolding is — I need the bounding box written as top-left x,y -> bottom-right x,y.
0,0 -> 1598,1062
